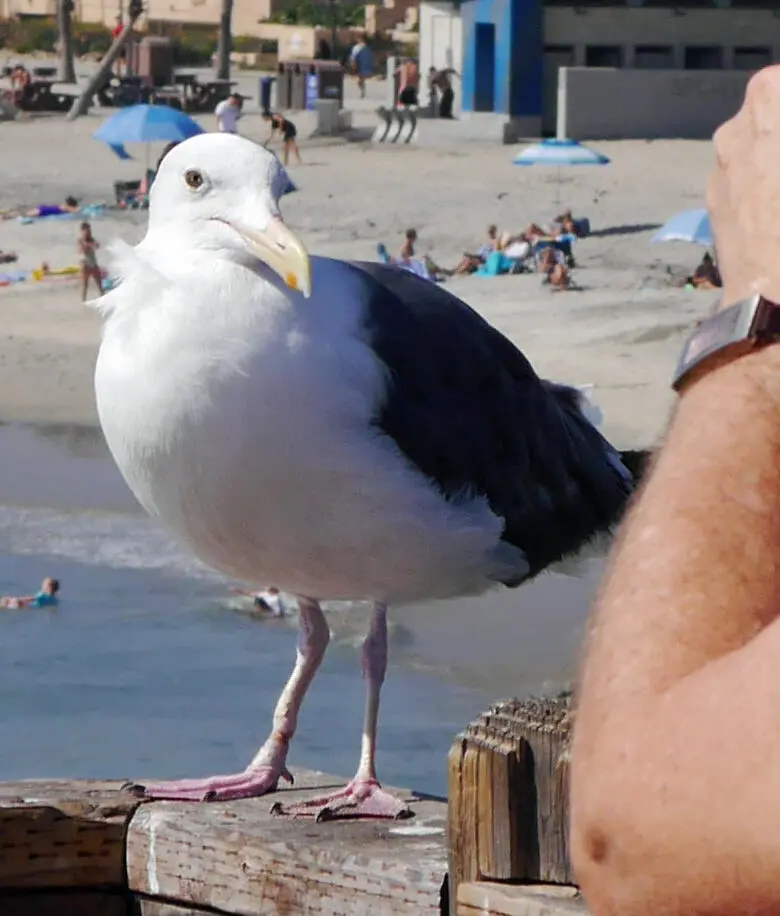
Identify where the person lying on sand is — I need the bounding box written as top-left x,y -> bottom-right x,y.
229,586 -> 287,617
450,224 -> 501,275
553,210 -> 588,238
0,577 -> 60,609
2,196 -> 80,220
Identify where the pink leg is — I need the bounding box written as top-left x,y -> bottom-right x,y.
124,597 -> 330,801
271,602 -> 412,821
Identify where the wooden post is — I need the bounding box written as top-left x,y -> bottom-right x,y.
66,0 -> 143,120
448,692 -> 574,913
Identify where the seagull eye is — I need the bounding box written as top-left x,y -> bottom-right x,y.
184,169 -> 205,191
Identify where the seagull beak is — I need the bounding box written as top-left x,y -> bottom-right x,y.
233,217 -> 312,298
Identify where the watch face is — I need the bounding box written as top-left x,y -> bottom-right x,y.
683,300 -> 752,365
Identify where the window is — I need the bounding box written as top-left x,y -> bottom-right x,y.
634,45 -> 674,68
732,46 -> 772,70
585,45 -> 623,67
684,46 -> 724,69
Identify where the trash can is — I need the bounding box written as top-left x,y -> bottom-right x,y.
259,75 -> 275,112
312,60 -> 344,108
276,63 -> 291,109
281,60 -> 344,111
289,62 -> 307,110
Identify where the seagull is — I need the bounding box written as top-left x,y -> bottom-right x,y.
94,133 -> 633,820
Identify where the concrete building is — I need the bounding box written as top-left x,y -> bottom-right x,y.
1,0 -> 299,30
418,0 -> 780,139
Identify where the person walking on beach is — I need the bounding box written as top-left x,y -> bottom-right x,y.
396,58 -> 419,108
78,221 -> 103,301
427,66 -> 457,118
350,38 -> 373,99
262,110 -> 302,167
0,577 -> 60,609
215,93 -> 243,134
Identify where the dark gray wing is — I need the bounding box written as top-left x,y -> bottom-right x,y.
343,260 -> 633,582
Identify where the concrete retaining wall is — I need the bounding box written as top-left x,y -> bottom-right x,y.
556,67 -> 751,140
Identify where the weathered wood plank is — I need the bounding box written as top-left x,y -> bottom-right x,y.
132,896 -> 221,916
127,768 -> 448,916
0,890 -> 129,916
457,882 -> 587,916
448,693 -> 574,910
0,780 -> 143,889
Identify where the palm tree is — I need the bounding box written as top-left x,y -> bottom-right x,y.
215,0 -> 234,81
57,0 -> 76,84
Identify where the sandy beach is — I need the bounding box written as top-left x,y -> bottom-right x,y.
0,78 -> 719,446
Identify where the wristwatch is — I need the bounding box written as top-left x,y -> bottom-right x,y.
672,293 -> 780,392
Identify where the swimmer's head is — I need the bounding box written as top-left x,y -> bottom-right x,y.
42,577 -> 60,595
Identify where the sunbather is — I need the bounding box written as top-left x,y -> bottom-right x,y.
538,245 -> 573,290
686,251 -> 722,290
450,224 -> 501,275
554,210 -> 589,238
2,196 -> 79,220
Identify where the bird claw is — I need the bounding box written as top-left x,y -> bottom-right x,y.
270,778 -> 413,821
120,763 -> 290,802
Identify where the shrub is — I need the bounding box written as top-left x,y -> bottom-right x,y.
72,22 -> 113,56
0,16 -> 59,54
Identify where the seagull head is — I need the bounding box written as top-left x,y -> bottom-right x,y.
147,133 -> 311,298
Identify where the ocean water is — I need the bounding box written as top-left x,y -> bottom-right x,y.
0,422 -> 604,796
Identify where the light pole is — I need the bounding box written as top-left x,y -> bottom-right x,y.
330,0 -> 338,62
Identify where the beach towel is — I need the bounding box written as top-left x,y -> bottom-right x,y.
476,250 -> 518,277
375,243 -> 437,282
17,203 -> 107,224
0,270 -> 30,286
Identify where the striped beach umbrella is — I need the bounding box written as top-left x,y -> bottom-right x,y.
513,139 -> 610,205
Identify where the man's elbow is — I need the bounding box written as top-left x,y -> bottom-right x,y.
570,765 -> 661,916
570,796 -> 627,916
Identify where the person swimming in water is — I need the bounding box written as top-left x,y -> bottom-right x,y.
0,577 -> 60,609
229,585 -> 287,617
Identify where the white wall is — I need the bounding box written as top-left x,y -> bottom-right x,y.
557,67 -> 751,140
419,0 -> 463,115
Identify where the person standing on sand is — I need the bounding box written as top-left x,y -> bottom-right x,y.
396,58 -> 419,108
0,577 -> 60,609
215,93 -> 243,134
78,221 -> 103,301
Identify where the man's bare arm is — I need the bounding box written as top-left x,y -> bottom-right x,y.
571,349 -> 780,916
571,67 -> 780,916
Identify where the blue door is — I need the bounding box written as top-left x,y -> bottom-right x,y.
474,22 -> 496,112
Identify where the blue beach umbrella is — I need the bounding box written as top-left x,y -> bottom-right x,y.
651,208 -> 712,246
94,104 -> 204,158
94,104 -> 298,197
513,138 -> 610,205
